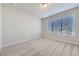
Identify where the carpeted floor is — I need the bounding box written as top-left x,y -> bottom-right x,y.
0,39 -> 79,56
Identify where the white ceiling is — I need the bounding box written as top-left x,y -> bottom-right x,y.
2,3 -> 79,19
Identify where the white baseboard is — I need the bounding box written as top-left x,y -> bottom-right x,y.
2,39 -> 32,48
45,37 -> 79,45
2,39 -> 34,48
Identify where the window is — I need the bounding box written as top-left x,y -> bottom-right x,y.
47,14 -> 75,36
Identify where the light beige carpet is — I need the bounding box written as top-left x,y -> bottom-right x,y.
0,39 -> 79,56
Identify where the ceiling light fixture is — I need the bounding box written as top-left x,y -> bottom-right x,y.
41,3 -> 48,8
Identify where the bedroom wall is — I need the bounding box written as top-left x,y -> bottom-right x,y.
42,7 -> 79,45
2,6 -> 41,47
0,4 -> 2,50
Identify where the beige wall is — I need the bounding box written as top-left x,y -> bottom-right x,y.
2,6 -> 41,47
42,7 -> 79,45
0,4 -> 2,50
